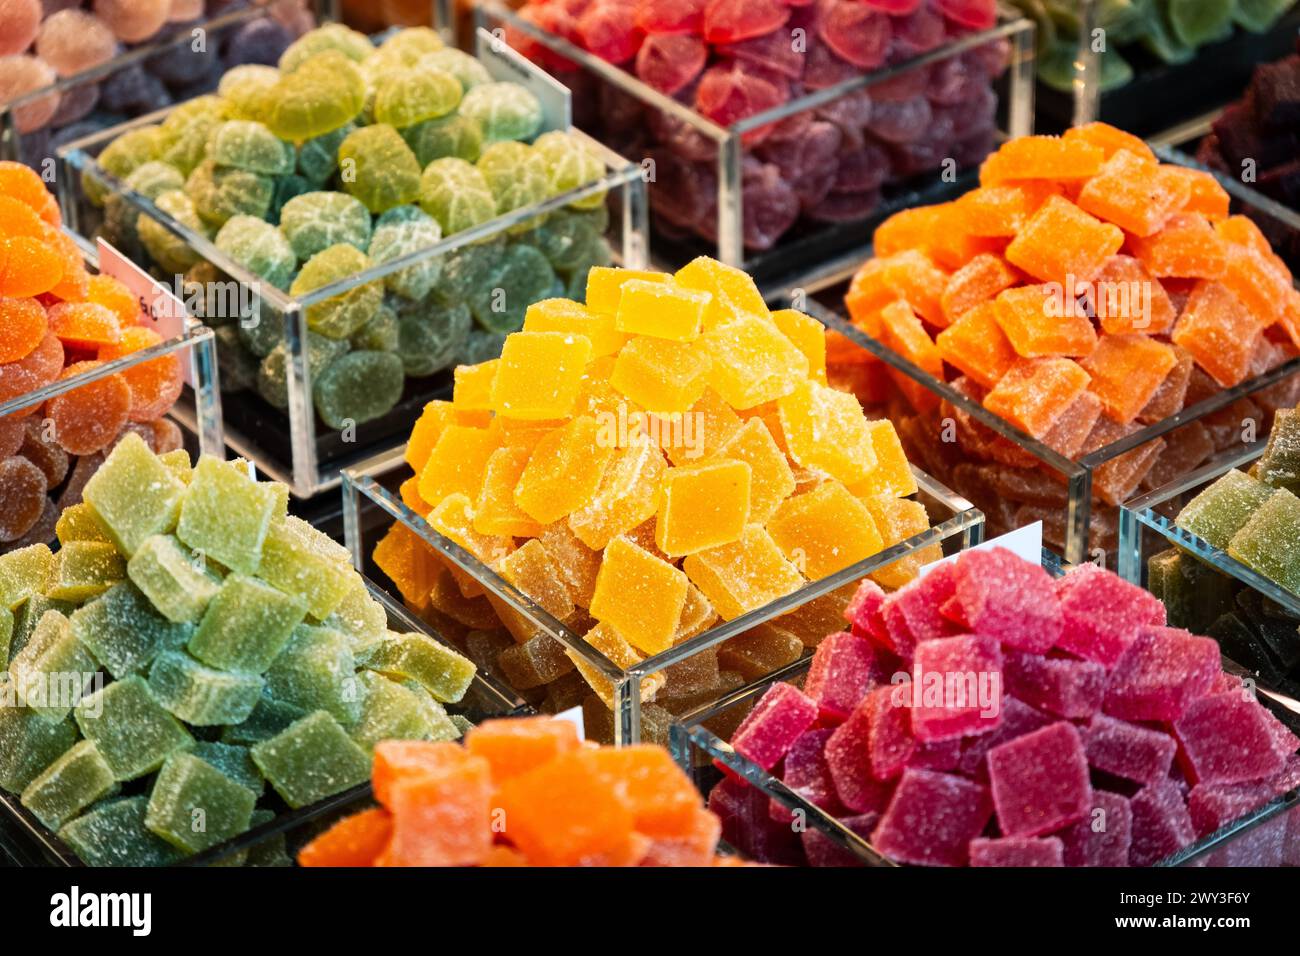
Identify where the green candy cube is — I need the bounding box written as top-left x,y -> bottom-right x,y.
58,796 -> 185,867
146,752 -> 258,854
75,675 -> 193,781
190,741 -> 265,796
401,679 -> 461,741
188,574 -> 307,674
256,517 -> 353,620
158,449 -> 193,485
8,611 -> 98,721
358,631 -> 476,703
449,714 -> 472,738
1255,408 -> 1300,494
47,542 -> 126,603
1176,469 -> 1276,550
148,650 -> 264,726
128,535 -> 223,624
10,595 -> 75,663
0,702 -> 77,792
82,433 -> 186,557
251,710 -> 370,809
220,695 -> 308,745
0,544 -> 53,610
264,625 -> 362,725
1229,488 -> 1300,594
177,457 -> 279,575
20,740 -> 116,830
0,606 -> 11,666
325,575 -> 388,643
350,671 -> 457,751
71,582 -> 193,679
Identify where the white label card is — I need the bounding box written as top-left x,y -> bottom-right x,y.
917,521 -> 1043,577
96,237 -> 194,387
554,704 -> 585,740
474,26 -> 572,135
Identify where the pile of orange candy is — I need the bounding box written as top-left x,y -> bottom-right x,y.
0,161 -> 184,552
298,717 -> 742,867
838,123 -> 1300,552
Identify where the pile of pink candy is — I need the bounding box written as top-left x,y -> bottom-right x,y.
508,0 -> 1005,251
710,548 -> 1300,866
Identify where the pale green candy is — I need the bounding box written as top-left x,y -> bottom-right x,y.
477,140 -> 549,217
402,112 -> 483,165
126,534 -> 222,625
338,123 -> 422,214
10,594 -> 73,663
85,125 -> 163,206
47,542 -> 126,603
291,244 -> 384,339
399,678 -> 460,741
418,157 -> 497,235
158,450 -> 193,487
0,607 -> 10,666
236,310 -> 283,359
59,796 -> 184,867
190,741 -> 264,796
209,120 -> 295,176
189,573 -> 308,675
139,189 -> 206,274
105,161 -> 184,243
0,543 -> 54,611
350,671 -> 453,751
220,694 -> 307,745
265,52 -> 367,142
74,675 -> 193,782
177,457 -> 280,576
256,516 -> 353,620
420,48 -> 492,92
374,67 -> 462,129
264,625 -> 361,725
159,98 -> 225,177
533,130 -> 608,210
527,208 -> 604,272
279,23 -> 375,73
20,740 -> 116,830
435,240 -> 502,302
1255,408 -> 1300,494
215,215 -> 297,290
296,123 -> 353,185
449,714 -> 472,738
350,301 -> 401,352
398,300 -> 471,377
187,159 -> 274,228
145,752 -> 257,853
1228,488 -> 1300,594
468,243 -> 556,333
368,205 -> 443,300
1176,469 -> 1276,550
0,703 -> 76,792
458,81 -> 543,144
324,575 -> 388,644
269,173 -> 312,225
356,631 -> 476,703
218,64 -> 280,122
71,581 -> 194,679
279,191 -> 372,261
251,710 -> 370,808
378,26 -> 443,63
313,351 -> 405,430
257,333 -> 350,410
148,649 -> 265,726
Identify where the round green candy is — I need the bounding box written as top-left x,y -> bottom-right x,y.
268,174 -> 312,225
290,244 -> 384,340
186,160 -> 274,228
402,113 -> 483,166
457,328 -> 507,366
418,157 -> 497,235
279,191 -> 372,261
209,120 -> 295,176
373,67 -> 462,129
215,215 -> 297,290
105,160 -> 184,243
139,189 -> 206,275
435,240 -> 503,302
477,140 -> 549,216
265,52 -> 366,142
350,301 -> 401,352
458,81 -> 542,144
218,65 -> 280,122
526,209 -> 605,272
338,124 -> 422,214
296,124 -> 353,185
368,205 -> 444,301
397,300 -> 471,377
85,125 -> 163,207
257,332 -> 351,410
533,130 -> 607,210
214,324 -> 260,392
312,351 -> 405,430
468,243 -> 556,333
378,27 -> 444,64
236,309 -> 283,359
279,23 -> 374,73
420,49 -> 492,92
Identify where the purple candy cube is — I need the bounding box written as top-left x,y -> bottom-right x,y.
1102,626 -> 1219,722
910,736 -> 963,772
803,631 -> 880,723
1173,692 -> 1287,786
1129,779 -> 1196,866
969,835 -> 1064,867
1083,713 -> 1177,786
910,632 -> 1004,742
957,695 -> 1052,780
1055,562 -> 1166,666
988,721 -> 1092,837
708,776 -> 805,866
801,812 -> 880,867
1059,790 -> 1133,867
871,768 -> 993,866
1005,650 -> 1106,719
844,578 -> 889,645
949,547 -> 1062,653
769,728 -> 845,823
731,682 -> 818,771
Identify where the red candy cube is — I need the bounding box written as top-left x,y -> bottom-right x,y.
969,835 -> 1064,867
987,721 -> 1092,837
804,632 -> 881,723
1004,650 -> 1106,719
1055,562 -> 1166,666
1059,791 -> 1132,867
1129,779 -> 1195,866
880,562 -> 961,659
770,728 -> 845,823
844,577 -> 889,645
1082,713 -> 1177,786
910,633 -> 1004,742
1173,692 -> 1287,786
949,547 -> 1062,653
1102,626 -> 1219,722
871,768 -> 993,866
801,812 -> 879,868
731,682 -> 818,771
957,695 -> 1052,780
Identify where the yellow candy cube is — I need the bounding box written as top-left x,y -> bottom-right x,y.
610,336 -> 712,414
683,525 -> 803,621
615,279 -> 710,342
674,583 -> 718,642
674,256 -> 770,330
847,419 -> 919,500
523,298 -> 627,357
588,536 -> 688,654
452,361 -> 499,411
772,308 -> 827,383
489,331 -> 593,421
573,357 -> 625,421
714,417 -> 795,523
372,522 -> 441,612
428,567 -> 497,629
486,416 -> 561,456
426,493 -> 516,595
513,415 -> 615,524
738,402 -> 789,453
702,314 -> 808,409
777,380 -> 878,485
568,437 -> 668,550
569,621 -> 666,707
585,266 -> 671,314
538,522 -> 601,608
654,387 -> 742,465
405,400 -> 491,473
417,424 -> 499,506
863,496 -> 938,589
475,445 -> 545,538
398,476 -> 430,517
655,458 -> 752,557
766,481 -> 884,579
489,539 -> 577,643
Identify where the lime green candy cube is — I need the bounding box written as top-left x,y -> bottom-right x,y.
220,695 -> 308,746
0,544 -> 54,611
47,541 -> 126,603
20,740 -> 116,829
58,796 -> 184,867
0,606 -> 10,667
190,741 -> 265,797
55,503 -> 111,546
74,675 -> 193,781
10,595 -> 75,663
82,433 -> 187,557
324,575 -> 388,643
251,710 -> 371,809
8,610 -> 98,721
1229,488 -> 1300,595
145,751 -> 258,854
264,625 -> 362,726
1255,407 -> 1300,495
128,534 -> 223,623
158,449 -> 193,485
256,517 -> 353,621
177,457 -> 279,575
71,582 -> 193,680
188,574 -> 307,674
350,671 -> 457,751
357,631 -> 476,703
449,714 -> 472,738
148,650 -> 264,726
1176,469 -> 1276,551
0,700 -> 77,792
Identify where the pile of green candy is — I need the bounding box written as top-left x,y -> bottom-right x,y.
1021,0 -> 1298,92
0,433 -> 476,866
88,23 -> 614,432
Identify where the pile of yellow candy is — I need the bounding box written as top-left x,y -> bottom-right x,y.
375,257 -> 934,736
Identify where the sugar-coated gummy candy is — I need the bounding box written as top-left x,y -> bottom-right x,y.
250,710 -> 370,809
312,350 -> 405,430
58,796 -> 182,867
20,739 -> 116,830
279,190 -> 371,260
458,81 -> 542,144
74,674 -> 192,781
338,123 -> 422,214
264,51 -> 366,142
367,205 -> 443,301
145,751 -> 257,853
374,66 -> 462,129
291,244 -> 383,340
418,157 -> 497,236
214,214 -> 297,290
70,580 -> 192,678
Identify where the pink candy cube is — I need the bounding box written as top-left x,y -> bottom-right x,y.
731,682 -> 819,771
824,688 -> 906,813
1187,781 -> 1280,838
969,835 -> 1064,867
871,768 -> 993,866
1173,692 -> 1287,786
1083,713 -> 1177,786
1004,650 -> 1106,719
957,695 -> 1052,780
987,721 -> 1092,837
769,728 -> 845,823
910,736 -> 963,772
708,776 -> 805,866
949,547 -> 1062,652
801,812 -> 879,868
844,577 -> 888,644
804,631 -> 881,723
1129,779 -> 1196,866
1102,626 -> 1219,722
910,632 -> 1004,742
1059,791 -> 1133,867
880,563 -> 961,660
1056,562 -> 1166,666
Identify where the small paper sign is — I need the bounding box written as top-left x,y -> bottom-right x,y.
917,521 -> 1043,577
554,704 -> 585,740
96,238 -> 193,387
475,26 -> 572,135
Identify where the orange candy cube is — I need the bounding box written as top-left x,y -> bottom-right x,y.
979,135 -> 1105,185
568,436 -> 667,549
771,308 -> 827,383
513,415 -> 615,524
405,400 -> 490,473
610,335 -> 712,414
983,357 -> 1091,439
371,739 -> 469,807
767,480 -> 883,579
862,495 -> 938,588
474,444 -> 544,537
1090,255 -> 1177,335
878,299 -> 944,377
1169,167 -> 1230,220
993,284 -> 1098,358
1171,280 -> 1262,388
777,380 -> 879,486
1216,229 -> 1293,328
1004,195 -> 1125,287
655,457 -> 752,556
1079,334 -> 1177,425
713,417 -> 795,523
1129,213 -> 1227,279
589,535 -> 688,654
1062,123 -> 1156,162
940,253 -> 1019,324
465,715 -> 580,782
372,521 -> 441,610
683,524 -> 804,619
452,360 -> 499,411
378,754 -> 494,866
1076,149 -> 1191,237
935,301 -> 1017,389
848,418 -> 919,500
298,807 -> 393,867
417,423 -> 499,504
955,181 -> 1063,238
587,745 -> 704,838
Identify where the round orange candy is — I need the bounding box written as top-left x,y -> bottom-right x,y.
48,300 -> 121,348
0,161 -> 59,224
87,273 -> 138,326
0,329 -> 63,405
44,228 -> 89,302
0,412 -> 28,457
0,296 -> 47,363
98,326 -> 184,421
0,235 -> 64,297
150,416 -> 183,452
0,195 -> 46,239
0,455 -> 48,543
45,360 -> 132,455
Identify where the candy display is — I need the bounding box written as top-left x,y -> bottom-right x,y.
0,434 -> 476,865
82,23 -> 615,438
501,0 -> 1009,255
836,123 -> 1300,558
371,257 -> 938,741
0,160 -> 187,555
710,548 -> 1300,866
298,716 -> 738,866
